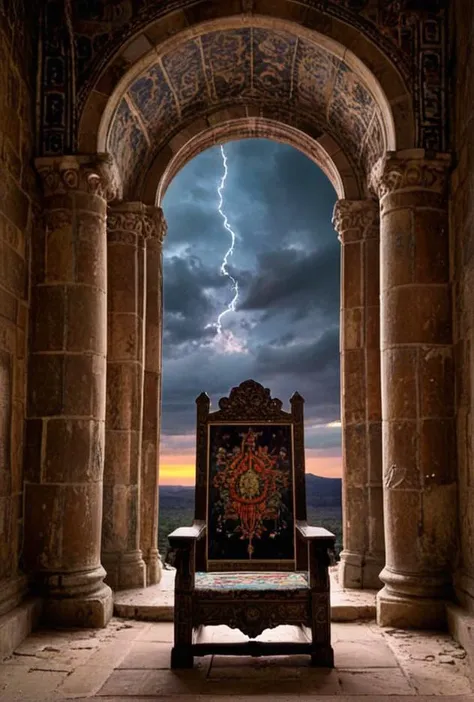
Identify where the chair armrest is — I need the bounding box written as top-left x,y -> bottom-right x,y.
168,520 -> 206,549
297,521 -> 335,590
296,521 -> 335,544
167,521 -> 205,592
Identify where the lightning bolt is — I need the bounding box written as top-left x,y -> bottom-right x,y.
215,144 -> 239,336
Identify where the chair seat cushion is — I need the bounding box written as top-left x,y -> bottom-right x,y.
195,571 -> 308,591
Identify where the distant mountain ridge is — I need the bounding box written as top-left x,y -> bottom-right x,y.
160,473 -> 342,510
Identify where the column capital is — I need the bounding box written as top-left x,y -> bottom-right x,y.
108,202 -> 167,244
332,199 -> 379,243
145,206 -> 167,244
35,153 -> 122,201
370,149 -> 452,200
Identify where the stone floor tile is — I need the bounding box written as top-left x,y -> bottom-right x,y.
298,667 -> 342,694
97,668 -> 209,696
383,627 -> 469,663
382,627 -> 473,696
14,631 -> 77,655
208,660 -> 301,680
95,669 -> 149,697
332,621 -> 383,643
211,653 -> 310,669
0,663 -> 68,700
4,643 -> 97,671
399,660 -> 472,696
96,620 -> 148,646
118,641 -> 174,669
87,638 -> 135,668
57,664 -> 114,697
338,667 -> 415,695
134,622 -> 174,642
199,677 -> 304,695
334,639 -> 399,668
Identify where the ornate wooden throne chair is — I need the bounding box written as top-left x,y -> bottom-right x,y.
168,380 -> 335,669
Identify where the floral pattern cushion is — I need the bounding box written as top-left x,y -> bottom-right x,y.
195,571 -> 308,591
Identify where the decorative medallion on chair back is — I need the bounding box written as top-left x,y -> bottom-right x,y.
208,424 -> 295,566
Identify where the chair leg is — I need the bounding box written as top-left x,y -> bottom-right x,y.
171,646 -> 194,669
310,645 -> 334,668
172,591 -> 194,668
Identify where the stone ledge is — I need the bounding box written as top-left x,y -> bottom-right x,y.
113,568 -> 377,623
0,597 -> 43,660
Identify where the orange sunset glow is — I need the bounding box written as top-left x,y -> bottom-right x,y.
159,453 -> 342,486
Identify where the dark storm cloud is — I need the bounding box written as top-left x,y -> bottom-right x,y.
228,140 -> 337,251
254,327 -> 339,375
255,348 -> 340,425
161,350 -> 256,434
162,255 -> 217,346
164,254 -> 222,312
161,139 -> 341,450
241,246 -> 339,319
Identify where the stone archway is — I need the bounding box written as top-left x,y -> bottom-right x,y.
93,15 -> 399,199
91,13 -> 399,594
25,2 -> 456,631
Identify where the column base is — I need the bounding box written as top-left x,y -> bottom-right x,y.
38,567 -> 113,628
339,551 -> 363,588
103,550 -> 147,591
144,549 -> 162,586
377,586 -> 447,629
42,584 -> 113,628
339,551 -> 383,589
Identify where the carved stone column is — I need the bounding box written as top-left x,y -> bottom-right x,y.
373,149 -> 455,628
102,203 -> 150,590
332,200 -> 384,589
25,154 -> 120,627
140,208 -> 167,585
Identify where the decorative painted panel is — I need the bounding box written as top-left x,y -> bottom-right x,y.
252,28 -> 296,102
201,29 -> 252,101
38,0 -> 448,161
207,423 -> 295,565
107,98 -> 149,197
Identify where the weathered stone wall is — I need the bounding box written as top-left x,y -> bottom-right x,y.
0,2 -> 39,614
451,1 -> 474,613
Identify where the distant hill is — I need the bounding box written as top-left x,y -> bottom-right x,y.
159,473 -> 342,510
158,474 -> 343,556
305,473 -> 342,507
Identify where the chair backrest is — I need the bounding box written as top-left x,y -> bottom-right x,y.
194,380 -> 307,572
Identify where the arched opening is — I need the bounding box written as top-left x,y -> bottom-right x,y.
89,13 -> 400,594
158,137 -> 342,558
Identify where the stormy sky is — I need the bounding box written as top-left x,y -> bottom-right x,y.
160,139 -> 341,484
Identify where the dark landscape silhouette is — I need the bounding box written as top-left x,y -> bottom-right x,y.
159,474 -> 342,556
